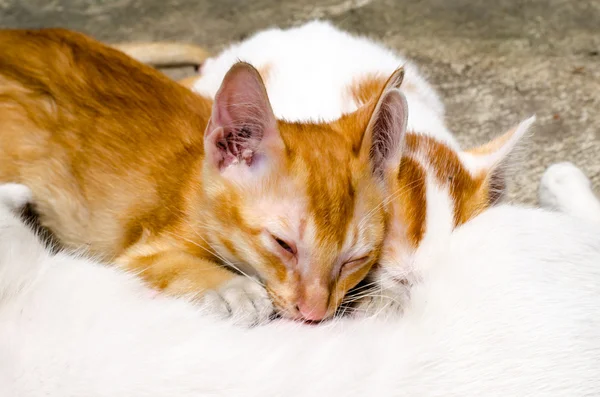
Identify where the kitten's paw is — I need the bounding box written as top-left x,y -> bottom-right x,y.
539,162 -> 590,209
0,183 -> 32,213
350,284 -> 409,320
197,276 -> 274,326
539,162 -> 600,221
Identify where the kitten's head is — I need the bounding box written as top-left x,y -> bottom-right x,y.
370,115 -> 535,299
199,63 -> 407,321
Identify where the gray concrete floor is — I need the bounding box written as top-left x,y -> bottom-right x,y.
1,0 -> 598,204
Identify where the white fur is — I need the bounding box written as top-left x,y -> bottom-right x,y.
1,172 -> 600,396
539,161 -> 600,222
192,20 -> 457,147
196,275 -> 273,325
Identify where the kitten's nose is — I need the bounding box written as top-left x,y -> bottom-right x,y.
296,284 -> 329,321
295,279 -> 330,321
297,300 -> 328,321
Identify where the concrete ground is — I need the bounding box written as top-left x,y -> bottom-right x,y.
2,0 -> 598,204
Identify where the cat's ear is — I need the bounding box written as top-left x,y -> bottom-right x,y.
384,66 -> 405,91
361,86 -> 409,179
204,62 -> 283,175
462,116 -> 535,202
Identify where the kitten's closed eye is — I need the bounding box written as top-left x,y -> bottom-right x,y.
340,256 -> 370,278
268,232 -> 297,257
275,237 -> 294,254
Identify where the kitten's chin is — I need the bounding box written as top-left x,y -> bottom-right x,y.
266,317 -> 330,330
273,307 -> 319,323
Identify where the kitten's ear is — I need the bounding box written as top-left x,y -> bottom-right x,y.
204,62 -> 282,174
384,66 -> 405,91
463,116 -> 535,202
361,87 -> 409,179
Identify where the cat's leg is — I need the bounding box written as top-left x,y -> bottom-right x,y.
117,251 -> 274,326
165,258 -> 274,326
196,275 -> 274,325
0,183 -> 51,300
348,268 -> 412,319
539,162 -> 600,223
0,183 -> 32,211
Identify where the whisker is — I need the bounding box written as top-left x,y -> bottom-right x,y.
164,228 -> 265,288
357,175 -> 425,231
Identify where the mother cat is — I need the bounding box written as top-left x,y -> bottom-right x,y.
0,28 -> 404,322
0,163 -> 599,396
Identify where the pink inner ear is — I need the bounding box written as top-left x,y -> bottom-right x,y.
367,88 -> 408,178
205,125 -> 242,170
384,66 -> 405,91
204,63 -> 279,172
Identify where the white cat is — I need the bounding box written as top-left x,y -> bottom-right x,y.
1,160 -> 599,396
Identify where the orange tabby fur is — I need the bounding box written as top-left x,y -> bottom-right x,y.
351,74 -> 511,231
0,29 -> 398,321
177,67 -> 512,253
347,74 -> 527,277
120,41 -> 526,313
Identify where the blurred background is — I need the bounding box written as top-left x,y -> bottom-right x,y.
2,0 -> 598,203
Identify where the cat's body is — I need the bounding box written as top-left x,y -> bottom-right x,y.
0,28 -> 404,322
1,165 -> 599,396
0,30 -> 213,257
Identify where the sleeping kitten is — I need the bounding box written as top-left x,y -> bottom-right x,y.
1,163 -> 599,396
117,20 -> 535,315
0,28 -> 404,323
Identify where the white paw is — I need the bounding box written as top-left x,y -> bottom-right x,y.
351,283 -> 410,319
539,162 -> 590,209
539,162 -> 600,222
0,183 -> 32,213
197,276 -> 274,326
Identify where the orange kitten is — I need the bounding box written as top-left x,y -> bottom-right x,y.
116,21 -> 534,315
0,28 -> 404,323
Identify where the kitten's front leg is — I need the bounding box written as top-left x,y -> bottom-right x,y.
118,251 -> 274,326
349,269 -> 411,319
195,274 -> 274,326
